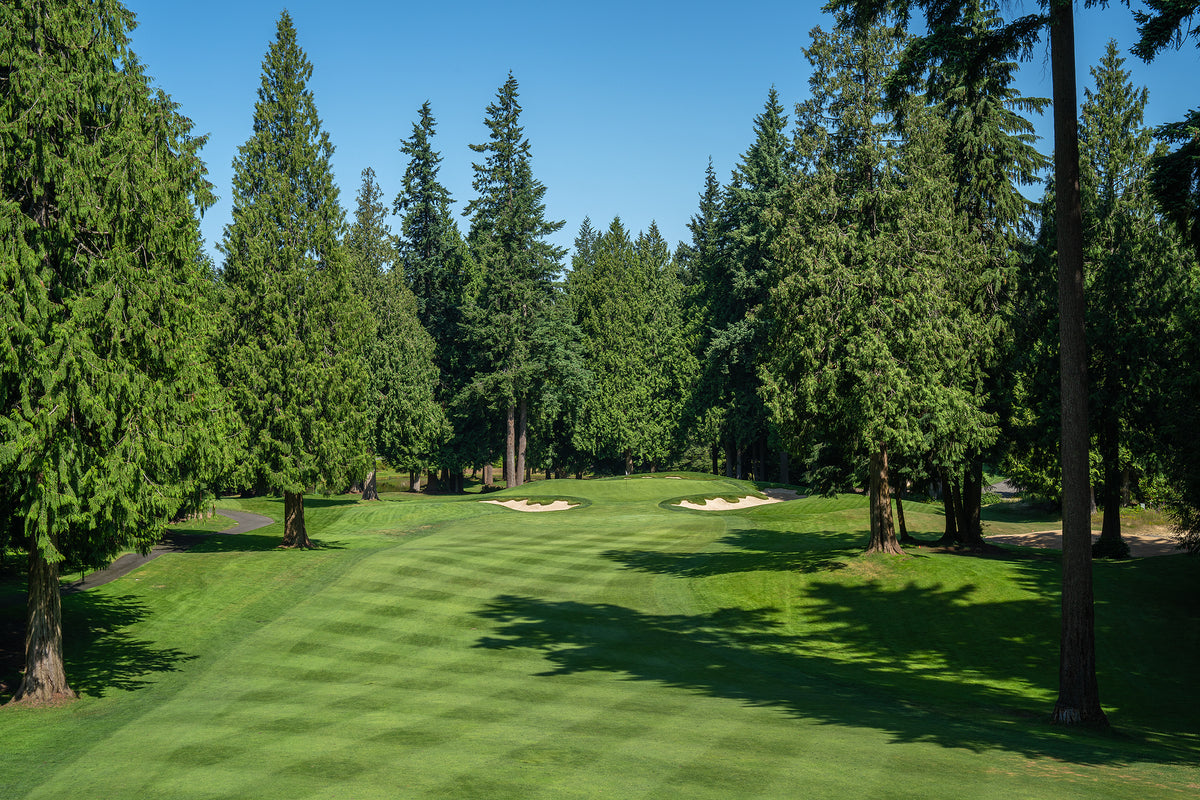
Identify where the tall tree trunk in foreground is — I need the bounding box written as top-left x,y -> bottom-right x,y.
1094,415 -> 1130,558
866,446 -> 904,555
362,465 -> 379,501
505,405 -> 516,488
896,480 -> 915,545
1050,0 -> 1107,727
13,547 -> 75,705
936,468 -> 959,546
960,460 -> 985,548
283,491 -> 313,549
516,398 -> 528,488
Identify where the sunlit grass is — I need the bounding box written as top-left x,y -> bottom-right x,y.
1,477 -> 1195,799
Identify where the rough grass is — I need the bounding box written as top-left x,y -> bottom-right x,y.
0,478 -> 1196,799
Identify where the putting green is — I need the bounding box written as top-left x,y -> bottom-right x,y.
1,476 -> 1196,799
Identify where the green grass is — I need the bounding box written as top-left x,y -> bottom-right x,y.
1,478 -> 1197,799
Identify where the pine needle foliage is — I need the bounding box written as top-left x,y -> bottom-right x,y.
218,12 -> 370,545
0,0 -> 224,703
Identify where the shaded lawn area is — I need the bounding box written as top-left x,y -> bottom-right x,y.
0,481 -> 1196,799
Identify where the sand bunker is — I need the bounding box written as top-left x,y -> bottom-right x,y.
675,487 -> 803,511
985,529 -> 1180,557
481,498 -> 578,513
676,495 -> 781,511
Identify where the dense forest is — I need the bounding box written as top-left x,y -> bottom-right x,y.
3,0 -> 1199,724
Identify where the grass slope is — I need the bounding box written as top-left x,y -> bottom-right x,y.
1,478 -> 1196,799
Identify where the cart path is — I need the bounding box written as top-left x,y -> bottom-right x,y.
63,510 -> 274,593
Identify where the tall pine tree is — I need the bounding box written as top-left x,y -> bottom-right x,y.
394,102 -> 477,489
462,74 -> 565,488
218,12 -> 371,546
1,0 -> 225,703
348,168 -> 445,499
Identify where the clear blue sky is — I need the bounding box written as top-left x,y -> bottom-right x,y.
123,1 -> 1196,267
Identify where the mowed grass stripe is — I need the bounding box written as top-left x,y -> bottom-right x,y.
10,480 -> 1198,799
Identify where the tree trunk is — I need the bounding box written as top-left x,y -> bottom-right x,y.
736,446 -> 744,480
282,491 -> 313,549
1094,414 -> 1130,558
896,475 -> 915,544
362,466 -> 379,501
13,545 -> 76,705
1050,0 -> 1107,728
779,450 -> 790,486
516,398 -> 528,488
712,445 -> 719,476
483,463 -> 493,488
410,470 -> 421,493
936,468 -> 959,546
624,449 -> 633,476
960,459 -> 985,548
724,440 -> 734,478
866,446 -> 904,555
505,405 -> 516,488
951,479 -> 967,542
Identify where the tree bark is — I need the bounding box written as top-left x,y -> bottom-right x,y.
516,398 -> 528,488
712,445 -> 720,476
724,440 -> 734,478
483,462 -> 493,488
1050,0 -> 1107,727
895,472 -> 915,544
779,450 -> 790,486
624,449 -> 633,476
362,466 -> 379,501
866,445 -> 904,555
1094,414 -> 1130,558
960,459 -> 985,548
410,470 -> 421,493
936,468 -> 959,546
282,491 -> 313,548
505,405 -> 516,488
13,545 -> 76,705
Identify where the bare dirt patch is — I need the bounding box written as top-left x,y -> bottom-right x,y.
985,528 -> 1181,557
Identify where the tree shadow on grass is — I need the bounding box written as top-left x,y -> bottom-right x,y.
473,582 -> 1196,766
185,533 -> 346,554
604,528 -> 855,577
61,593 -> 195,698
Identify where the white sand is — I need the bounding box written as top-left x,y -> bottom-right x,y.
675,495 -> 782,511
481,498 -> 578,513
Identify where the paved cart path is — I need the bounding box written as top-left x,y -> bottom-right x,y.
63,510 -> 274,593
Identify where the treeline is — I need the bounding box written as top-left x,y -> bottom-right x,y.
4,0 -> 1200,708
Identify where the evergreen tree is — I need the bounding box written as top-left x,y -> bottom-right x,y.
833,0 -> 1115,730
766,17 -> 991,555
1133,2 -> 1200,259
394,102 -> 477,489
677,161 -> 727,474
218,12 -> 371,547
348,168 -> 445,499
461,73 -> 566,488
704,89 -> 791,480
0,0 -> 224,703
572,219 -> 693,473
884,0 -> 1050,546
